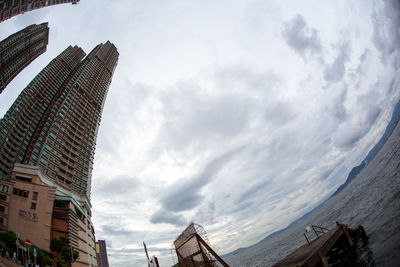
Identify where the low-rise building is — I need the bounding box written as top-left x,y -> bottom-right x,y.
0,163 -> 97,266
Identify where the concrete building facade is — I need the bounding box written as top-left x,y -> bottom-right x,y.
0,0 -> 80,23
0,164 -> 98,266
0,41 -> 118,198
0,41 -> 118,267
0,22 -> 49,94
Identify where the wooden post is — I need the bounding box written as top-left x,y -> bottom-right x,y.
320,255 -> 329,267
344,229 -> 354,247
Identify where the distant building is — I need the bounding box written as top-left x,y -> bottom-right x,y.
0,22 -> 49,94
0,0 -> 80,23
96,240 -> 110,267
0,41 -> 118,267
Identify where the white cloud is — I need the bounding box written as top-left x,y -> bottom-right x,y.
0,1 -> 399,266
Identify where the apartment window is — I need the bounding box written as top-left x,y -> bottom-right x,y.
15,176 -> 32,183
55,201 -> 68,208
0,206 -> 5,212
0,185 -> 9,193
13,188 -> 29,198
31,202 -> 36,210
33,192 -> 38,200
0,194 -> 6,201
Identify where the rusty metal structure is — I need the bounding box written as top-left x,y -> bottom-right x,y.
172,223 -> 229,267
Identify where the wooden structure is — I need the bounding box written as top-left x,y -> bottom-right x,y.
172,223 -> 229,267
272,222 -> 367,267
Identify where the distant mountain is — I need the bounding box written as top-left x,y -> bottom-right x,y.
222,227 -> 288,258
222,247 -> 248,258
331,97 -> 400,198
223,97 -> 400,259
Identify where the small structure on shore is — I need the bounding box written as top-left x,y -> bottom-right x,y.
171,223 -> 229,267
272,222 -> 367,267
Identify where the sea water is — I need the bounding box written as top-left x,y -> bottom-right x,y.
224,118 -> 400,266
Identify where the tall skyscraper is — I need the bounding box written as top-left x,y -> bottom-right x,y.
0,22 -> 49,94
0,41 -> 118,198
96,240 -> 110,267
0,41 -> 117,266
0,0 -> 79,23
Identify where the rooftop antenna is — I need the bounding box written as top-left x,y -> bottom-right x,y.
143,241 -> 150,267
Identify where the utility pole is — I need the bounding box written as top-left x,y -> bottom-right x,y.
143,242 -> 150,267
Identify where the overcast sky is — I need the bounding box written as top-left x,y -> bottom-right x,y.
1,0 -> 399,266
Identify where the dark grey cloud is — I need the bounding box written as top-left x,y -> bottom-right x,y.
333,89 -> 347,121
94,175 -> 141,196
160,88 -> 250,150
235,180 -> 272,205
357,49 -> 370,72
160,146 -> 246,212
313,163 -> 341,182
230,199 -> 255,213
263,101 -> 295,126
109,247 -> 171,255
324,42 -> 351,82
371,0 -> 400,65
101,224 -> 137,238
193,201 -> 216,225
351,49 -> 370,90
324,85 -> 348,122
333,88 -> 381,148
282,15 -> 322,58
150,208 -> 187,226
333,126 -> 364,148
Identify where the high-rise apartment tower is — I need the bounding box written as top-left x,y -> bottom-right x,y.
0,22 -> 49,94
96,240 -> 110,267
0,41 -> 118,198
0,0 -> 79,23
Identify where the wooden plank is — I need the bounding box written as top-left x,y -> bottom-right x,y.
272,225 -> 344,267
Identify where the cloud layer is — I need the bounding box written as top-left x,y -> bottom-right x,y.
0,1 -> 399,266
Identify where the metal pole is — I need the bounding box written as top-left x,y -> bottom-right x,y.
143,242 -> 150,267
16,232 -> 20,264
304,233 -> 310,246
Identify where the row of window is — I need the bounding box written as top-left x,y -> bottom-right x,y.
13,187 -> 29,198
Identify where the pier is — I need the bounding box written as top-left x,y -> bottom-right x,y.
271,222 -> 367,267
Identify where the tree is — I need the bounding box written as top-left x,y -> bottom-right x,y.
50,237 -> 79,267
0,231 -> 17,254
34,245 -> 54,266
